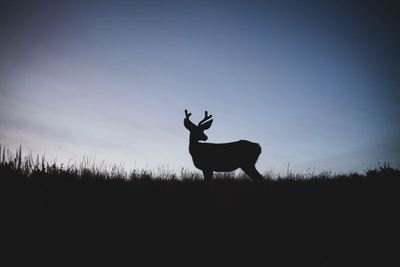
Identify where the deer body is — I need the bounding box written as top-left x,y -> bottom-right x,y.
189,140 -> 261,172
184,110 -> 264,180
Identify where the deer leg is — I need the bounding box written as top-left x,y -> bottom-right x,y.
241,165 -> 264,181
202,170 -> 213,181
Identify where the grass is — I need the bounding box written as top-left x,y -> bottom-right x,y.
1,145 -> 399,266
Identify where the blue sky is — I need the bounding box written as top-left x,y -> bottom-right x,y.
1,0 -> 399,174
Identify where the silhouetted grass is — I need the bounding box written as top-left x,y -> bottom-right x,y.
1,145 -> 399,266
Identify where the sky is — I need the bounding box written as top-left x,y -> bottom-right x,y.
1,0 -> 399,175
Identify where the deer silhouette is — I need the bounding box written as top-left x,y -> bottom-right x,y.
184,110 -> 264,181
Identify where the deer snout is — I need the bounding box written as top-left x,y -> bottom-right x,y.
200,135 -> 208,141
199,132 -> 208,141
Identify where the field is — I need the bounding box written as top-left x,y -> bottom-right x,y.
1,146 -> 399,266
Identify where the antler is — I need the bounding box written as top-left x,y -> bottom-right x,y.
184,109 -> 196,129
198,111 -> 212,126
185,109 -> 192,119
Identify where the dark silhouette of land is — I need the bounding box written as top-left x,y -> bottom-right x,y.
1,147 -> 399,266
184,110 -> 264,180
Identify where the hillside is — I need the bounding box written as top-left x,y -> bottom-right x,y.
1,148 -> 399,266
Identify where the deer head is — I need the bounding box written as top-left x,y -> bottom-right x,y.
184,110 -> 213,141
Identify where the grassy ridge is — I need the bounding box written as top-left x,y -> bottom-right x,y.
1,146 -> 399,266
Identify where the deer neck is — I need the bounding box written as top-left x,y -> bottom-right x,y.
189,135 -> 201,154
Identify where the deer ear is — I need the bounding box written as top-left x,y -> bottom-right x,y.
184,118 -> 196,130
200,119 -> 213,130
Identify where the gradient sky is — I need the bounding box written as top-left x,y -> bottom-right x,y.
1,0 -> 399,174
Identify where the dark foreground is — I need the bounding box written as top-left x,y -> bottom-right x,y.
1,165 -> 399,266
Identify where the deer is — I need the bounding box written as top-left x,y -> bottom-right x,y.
184,110 -> 264,181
